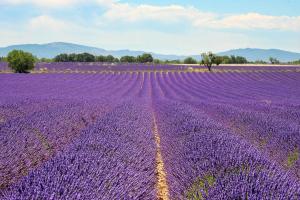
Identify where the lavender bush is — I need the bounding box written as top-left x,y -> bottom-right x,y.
0,64 -> 300,199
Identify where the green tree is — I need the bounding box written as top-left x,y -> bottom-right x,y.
216,55 -> 248,64
236,56 -> 248,64
113,57 -> 120,63
7,50 -> 35,73
105,55 -> 115,63
39,58 -> 53,62
96,55 -> 106,62
120,56 -> 136,63
230,55 -> 236,64
269,57 -> 280,64
201,52 -> 216,71
220,56 -> 230,64
183,57 -> 197,64
254,60 -> 268,64
137,53 -> 153,63
153,59 -> 161,64
54,53 -> 69,62
167,59 -> 181,64
214,56 -> 223,66
289,59 -> 300,65
68,53 -> 77,62
76,53 -> 95,62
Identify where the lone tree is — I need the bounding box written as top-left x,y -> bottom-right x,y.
201,52 -> 216,71
7,50 -> 35,73
269,57 -> 280,64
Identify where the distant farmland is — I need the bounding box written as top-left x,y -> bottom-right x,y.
1,63 -> 300,199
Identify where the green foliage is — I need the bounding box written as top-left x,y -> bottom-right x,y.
230,55 -> 247,64
153,59 -> 161,64
39,58 -> 53,62
105,55 -> 115,63
253,60 -> 268,64
205,174 -> 216,187
7,50 -> 35,73
235,56 -> 248,64
215,55 -> 248,64
164,59 -> 181,64
269,57 -> 280,64
68,53 -> 77,62
201,52 -> 216,71
120,56 -> 136,63
287,149 -> 299,168
219,56 -> 231,64
96,55 -> 106,62
0,56 -> 7,62
214,56 -> 223,66
54,53 -> 69,62
54,53 -> 95,62
75,53 -> 95,62
185,174 -> 216,200
113,57 -> 120,63
53,53 -> 156,63
288,59 -> 300,65
184,57 -> 197,64
136,53 -> 153,63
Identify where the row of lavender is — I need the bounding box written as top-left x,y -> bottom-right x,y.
2,101 -> 157,199
1,61 -> 300,72
1,68 -> 300,199
0,73 -> 153,198
152,71 -> 300,180
0,62 -> 188,72
150,71 -> 300,198
153,100 -> 300,199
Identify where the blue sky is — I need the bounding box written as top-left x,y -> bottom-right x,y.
0,0 -> 299,55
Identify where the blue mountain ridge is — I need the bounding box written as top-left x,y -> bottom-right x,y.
1,42 -> 299,62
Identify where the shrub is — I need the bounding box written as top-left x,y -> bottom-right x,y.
7,50 -> 35,73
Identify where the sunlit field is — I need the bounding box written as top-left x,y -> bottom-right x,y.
0,63 -> 300,199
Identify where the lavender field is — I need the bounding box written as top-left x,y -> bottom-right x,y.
0,63 -> 300,199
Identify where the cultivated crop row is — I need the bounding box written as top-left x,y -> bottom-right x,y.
0,67 -> 300,199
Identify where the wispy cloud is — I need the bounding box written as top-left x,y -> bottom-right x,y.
29,15 -> 68,30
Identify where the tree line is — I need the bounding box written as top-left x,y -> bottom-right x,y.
2,50 -> 300,73
54,53 -> 154,63
288,59 -> 300,65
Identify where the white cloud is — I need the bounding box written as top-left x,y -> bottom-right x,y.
2,0 -> 300,32
1,0 -> 300,54
212,13 -> 300,32
102,3 -> 215,24
1,14 -> 300,54
101,3 -> 300,32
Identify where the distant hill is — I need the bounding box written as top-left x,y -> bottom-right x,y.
0,42 -> 299,62
218,48 -> 300,62
0,42 -> 195,61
